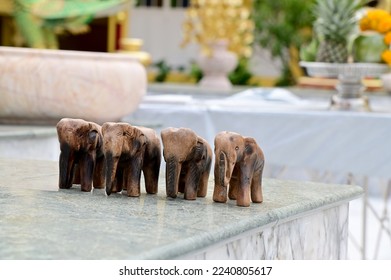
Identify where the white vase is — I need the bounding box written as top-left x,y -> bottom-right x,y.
197,40 -> 238,90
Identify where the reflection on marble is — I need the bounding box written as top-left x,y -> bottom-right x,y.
187,205 -> 348,259
0,159 -> 363,260
0,47 -> 146,123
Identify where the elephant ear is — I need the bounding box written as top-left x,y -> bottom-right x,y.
243,137 -> 257,162
87,122 -> 102,148
132,127 -> 148,150
193,137 -> 207,161
93,124 -> 104,152
72,119 -> 91,150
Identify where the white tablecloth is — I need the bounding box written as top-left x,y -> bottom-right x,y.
125,88 -> 391,179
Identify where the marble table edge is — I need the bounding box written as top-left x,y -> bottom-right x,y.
134,183 -> 364,260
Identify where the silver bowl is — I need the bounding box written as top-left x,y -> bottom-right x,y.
300,61 -> 389,111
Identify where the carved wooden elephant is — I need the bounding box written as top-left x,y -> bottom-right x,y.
213,131 -> 265,207
161,127 -> 212,200
56,118 -> 105,192
102,122 -> 161,197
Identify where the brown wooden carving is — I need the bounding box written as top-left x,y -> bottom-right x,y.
102,122 -> 161,197
56,118 -> 105,192
213,131 -> 265,207
161,127 -> 212,200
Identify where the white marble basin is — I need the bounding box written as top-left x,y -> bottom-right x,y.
0,47 -> 147,124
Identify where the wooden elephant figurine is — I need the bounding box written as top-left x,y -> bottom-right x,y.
213,131 -> 265,207
161,127 -> 212,200
56,118 -> 105,192
102,122 -> 161,197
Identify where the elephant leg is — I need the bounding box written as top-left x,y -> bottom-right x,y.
105,153 -> 119,196
178,162 -> 188,194
183,161 -> 201,200
113,167 -> 124,193
197,157 -> 211,198
125,158 -> 143,197
237,165 -> 254,207
143,166 -> 159,194
73,164 -> 81,185
165,157 -> 181,198
79,153 -> 95,192
251,167 -> 264,203
213,185 -> 227,203
142,152 -> 160,194
197,171 -> 209,197
93,155 -> 106,189
228,178 -> 238,200
178,161 -> 191,193
228,164 -> 240,200
59,144 -> 75,189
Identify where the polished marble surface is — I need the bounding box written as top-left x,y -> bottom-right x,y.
0,159 -> 363,259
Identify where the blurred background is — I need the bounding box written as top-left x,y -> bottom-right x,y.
1,1 -> 390,87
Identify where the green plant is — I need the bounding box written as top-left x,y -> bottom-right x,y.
153,60 -> 171,82
252,0 -> 315,86
228,58 -> 253,86
189,61 -> 203,83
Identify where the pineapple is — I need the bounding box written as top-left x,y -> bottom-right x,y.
314,0 -> 363,63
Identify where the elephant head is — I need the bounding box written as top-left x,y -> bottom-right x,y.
161,127 -> 212,200
213,131 -> 265,207
102,122 -> 161,197
56,118 -> 105,192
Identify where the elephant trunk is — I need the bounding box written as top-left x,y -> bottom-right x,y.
219,152 -> 226,187
166,157 -> 180,198
219,151 -> 234,187
213,151 -> 230,203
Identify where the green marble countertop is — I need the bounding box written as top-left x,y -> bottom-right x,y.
0,158 -> 363,260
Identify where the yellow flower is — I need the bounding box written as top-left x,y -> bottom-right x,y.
367,9 -> 389,21
384,32 -> 391,45
377,17 -> 391,33
381,49 -> 391,65
360,9 -> 391,33
359,17 -> 370,31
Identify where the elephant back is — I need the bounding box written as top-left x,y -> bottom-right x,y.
161,127 -> 198,162
56,118 -> 101,152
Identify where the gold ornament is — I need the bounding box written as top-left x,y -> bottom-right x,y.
180,0 -> 254,57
